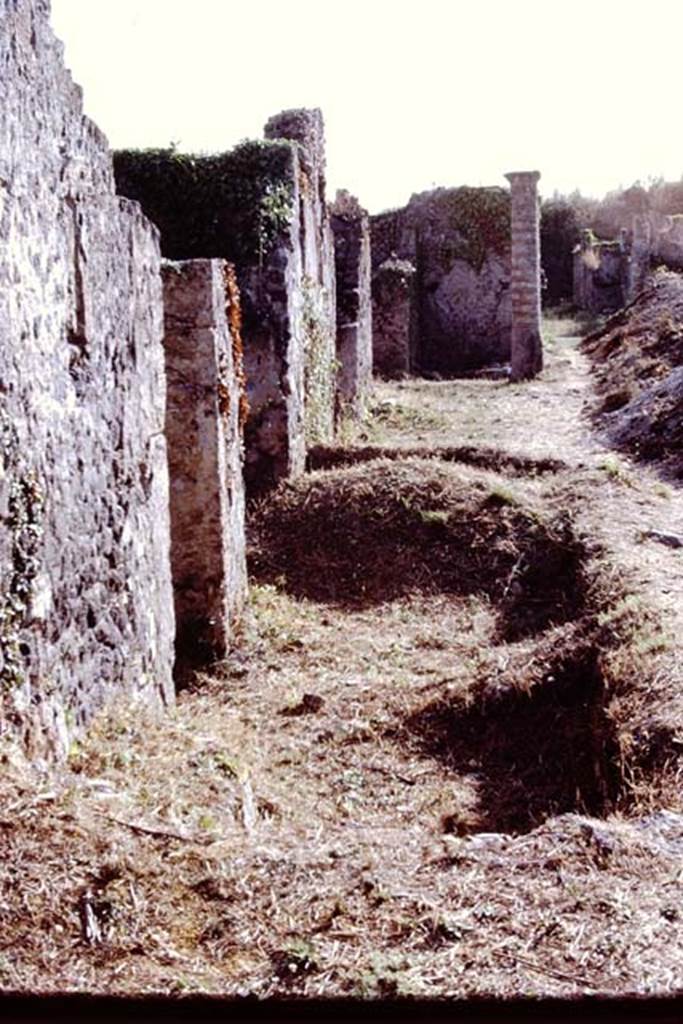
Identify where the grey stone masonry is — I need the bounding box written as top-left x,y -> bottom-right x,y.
265,109 -> 337,449
372,259 -> 418,378
162,260 -> 247,663
238,145 -> 307,494
330,191 -> 372,418
0,0 -> 175,757
572,231 -> 625,314
370,188 -> 511,374
505,171 -> 543,381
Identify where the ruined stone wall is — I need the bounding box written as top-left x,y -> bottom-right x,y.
0,0 -> 174,756
574,211 -> 683,313
330,191 -> 372,416
265,109 -> 337,449
371,260 -> 417,378
572,234 -> 626,314
370,187 -> 511,374
115,108 -> 337,493
161,260 -> 247,663
654,215 -> 683,272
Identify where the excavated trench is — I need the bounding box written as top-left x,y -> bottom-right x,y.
249,455 -> 635,834
406,647 -> 622,834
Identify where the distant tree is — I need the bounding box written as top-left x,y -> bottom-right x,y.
540,198 -> 582,304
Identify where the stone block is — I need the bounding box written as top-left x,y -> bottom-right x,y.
372,258 -> 417,378
331,191 -> 373,418
162,260 -> 247,663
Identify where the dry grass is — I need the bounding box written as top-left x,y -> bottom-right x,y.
582,270 -> 683,475
1,311 -> 683,999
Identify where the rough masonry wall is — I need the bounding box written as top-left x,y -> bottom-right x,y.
505,171 -> 543,381
372,260 -> 418,378
115,108 -> 337,494
573,211 -> 683,315
573,232 -> 625,314
265,109 -> 337,449
0,0 -> 174,756
162,260 -> 247,663
330,191 -> 372,416
370,187 -> 511,374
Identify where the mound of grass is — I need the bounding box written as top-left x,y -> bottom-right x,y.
583,270 -> 683,473
249,459 -> 588,638
307,443 -> 565,477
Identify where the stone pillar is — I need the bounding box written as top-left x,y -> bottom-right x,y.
264,108 -> 337,447
162,260 -> 248,665
330,190 -> 373,419
371,259 -> 417,378
626,215 -> 652,302
505,171 -> 543,381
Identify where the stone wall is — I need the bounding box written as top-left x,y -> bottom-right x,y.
370,187 -> 511,374
265,109 -> 337,450
330,191 -> 372,416
116,108 -> 337,493
162,260 -> 247,663
0,0 -> 175,756
574,212 -> 683,314
505,171 -> 543,381
573,233 -> 626,314
371,259 -> 418,378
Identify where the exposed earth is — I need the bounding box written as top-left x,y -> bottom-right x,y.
1,311 -> 682,1000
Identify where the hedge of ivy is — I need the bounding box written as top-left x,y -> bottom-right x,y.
113,140 -> 296,265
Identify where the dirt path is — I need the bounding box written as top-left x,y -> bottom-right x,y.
386,316 -> 683,629
1,315 -> 682,1000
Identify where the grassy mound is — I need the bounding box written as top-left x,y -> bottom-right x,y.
249,459 -> 588,638
307,443 -> 565,477
583,270 -> 683,474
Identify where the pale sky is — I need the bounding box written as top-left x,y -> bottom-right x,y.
51,0 -> 683,214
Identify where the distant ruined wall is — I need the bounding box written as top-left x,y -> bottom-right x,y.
370,187 -> 511,374
330,191 -> 372,416
573,233 -> 625,314
162,260 -> 247,663
115,108 -> 337,493
574,212 -> 683,314
0,0 -> 174,756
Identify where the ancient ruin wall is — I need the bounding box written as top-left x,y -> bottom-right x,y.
265,109 -> 337,448
370,187 -> 511,374
115,110 -> 337,492
0,0 -> 174,755
162,260 -> 247,663
371,260 -> 418,378
572,232 -> 625,314
330,191 -> 372,416
505,171 -> 543,381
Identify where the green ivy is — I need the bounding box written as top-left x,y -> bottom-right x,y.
436,187 -> 511,272
114,139 -> 296,265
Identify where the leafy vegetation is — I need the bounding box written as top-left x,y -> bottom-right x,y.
114,140 -> 295,265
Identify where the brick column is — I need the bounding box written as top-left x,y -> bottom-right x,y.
505,170 -> 543,381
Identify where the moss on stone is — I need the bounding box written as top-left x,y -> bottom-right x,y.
302,276 -> 335,446
0,411 -> 44,690
433,186 -> 511,272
